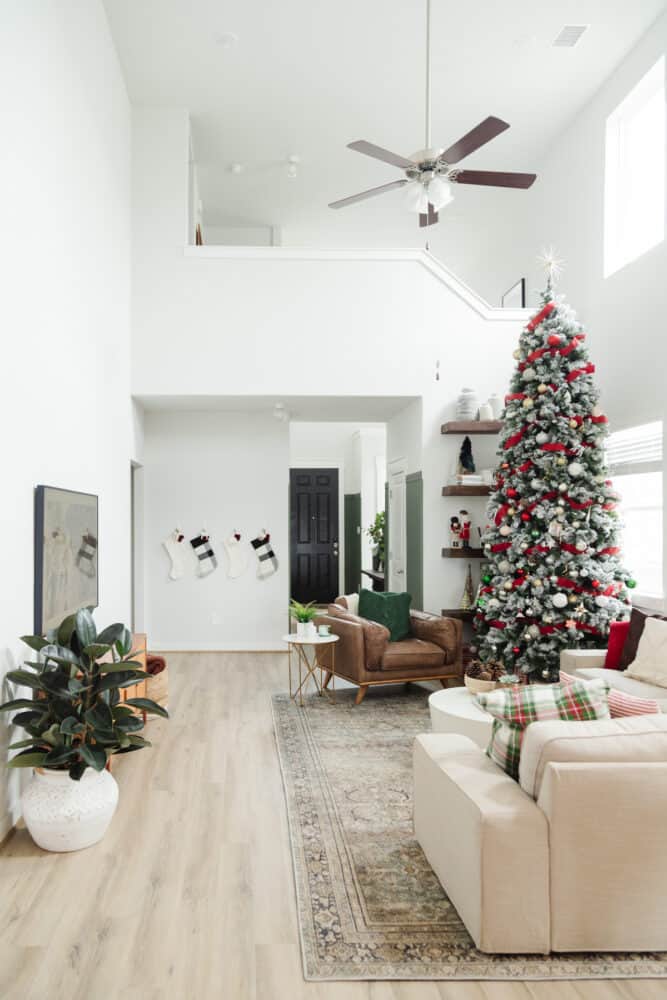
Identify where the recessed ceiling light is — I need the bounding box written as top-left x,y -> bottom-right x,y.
229,162 -> 243,175
214,31 -> 238,49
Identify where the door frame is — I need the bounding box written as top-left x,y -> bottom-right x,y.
387,458 -> 407,593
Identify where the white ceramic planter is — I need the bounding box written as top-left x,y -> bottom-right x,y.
22,767 -> 119,852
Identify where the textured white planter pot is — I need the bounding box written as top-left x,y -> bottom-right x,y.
296,622 -> 309,638
22,767 -> 119,852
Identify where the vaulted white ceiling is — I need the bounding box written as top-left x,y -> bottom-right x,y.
105,0 -> 665,237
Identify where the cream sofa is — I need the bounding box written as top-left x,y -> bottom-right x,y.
560,648 -> 667,705
414,714 -> 667,954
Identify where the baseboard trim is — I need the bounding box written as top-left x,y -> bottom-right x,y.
149,644 -> 287,653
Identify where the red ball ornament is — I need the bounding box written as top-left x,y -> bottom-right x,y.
547,334 -> 561,346
506,487 -> 518,498
591,579 -> 601,589
521,512 -> 531,522
502,462 -> 510,470
512,646 -> 521,655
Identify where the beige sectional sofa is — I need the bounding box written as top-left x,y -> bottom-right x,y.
413,713 -> 667,953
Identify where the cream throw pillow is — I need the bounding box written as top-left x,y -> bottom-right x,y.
625,616 -> 667,688
344,592 -> 360,616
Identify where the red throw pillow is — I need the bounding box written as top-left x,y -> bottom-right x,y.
604,620 -> 631,670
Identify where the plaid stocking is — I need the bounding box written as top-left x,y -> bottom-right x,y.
190,533 -> 217,576
75,532 -> 97,578
251,530 -> 278,579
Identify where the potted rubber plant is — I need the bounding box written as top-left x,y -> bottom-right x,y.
367,511 -> 386,572
0,608 -> 168,852
289,599 -> 318,638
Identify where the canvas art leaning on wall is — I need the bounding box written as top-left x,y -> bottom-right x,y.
34,485 -> 99,634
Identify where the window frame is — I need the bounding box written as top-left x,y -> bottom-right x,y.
604,56 -> 666,279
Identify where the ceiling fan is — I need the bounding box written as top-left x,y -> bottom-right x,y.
329,0 -> 537,228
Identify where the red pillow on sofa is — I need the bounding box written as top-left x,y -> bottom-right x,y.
604,620 -> 631,670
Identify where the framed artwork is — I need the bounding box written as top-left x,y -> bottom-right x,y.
501,277 -> 526,308
34,486 -> 99,634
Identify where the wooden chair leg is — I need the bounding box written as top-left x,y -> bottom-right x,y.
354,685 -> 369,706
323,671 -> 332,690
439,679 -> 449,688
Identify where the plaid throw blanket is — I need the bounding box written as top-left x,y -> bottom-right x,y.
476,678 -> 611,780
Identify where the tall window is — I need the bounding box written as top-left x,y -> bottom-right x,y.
604,57 -> 665,278
607,421 -> 663,601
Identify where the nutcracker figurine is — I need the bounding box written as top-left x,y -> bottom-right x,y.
459,509 -> 472,549
449,515 -> 462,549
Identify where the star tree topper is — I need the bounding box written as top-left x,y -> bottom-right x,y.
537,247 -> 565,289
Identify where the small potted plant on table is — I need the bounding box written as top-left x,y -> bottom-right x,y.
0,608 -> 168,852
289,600 -> 318,638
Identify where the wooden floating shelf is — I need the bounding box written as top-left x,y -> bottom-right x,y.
441,608 -> 475,620
442,485 -> 491,496
442,547 -> 484,559
441,420 -> 503,435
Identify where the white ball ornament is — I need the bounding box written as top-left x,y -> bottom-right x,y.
537,383 -> 548,394
558,483 -> 568,492
568,462 -> 583,477
531,478 -> 543,490
512,349 -> 521,360
536,432 -> 549,445
575,540 -> 587,552
498,560 -> 511,574
529,624 -> 540,638
504,581 -> 513,591
499,525 -> 512,537
552,593 -> 568,609
522,367 -> 537,381
592,404 -> 603,417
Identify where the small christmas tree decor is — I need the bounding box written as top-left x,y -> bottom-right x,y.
474,268 -> 635,681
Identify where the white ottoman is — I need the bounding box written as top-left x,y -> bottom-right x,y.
428,686 -> 493,748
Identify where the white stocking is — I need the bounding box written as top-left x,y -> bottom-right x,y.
223,532 -> 248,579
163,529 -> 185,581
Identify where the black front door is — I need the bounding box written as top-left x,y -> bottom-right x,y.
290,469 -> 339,603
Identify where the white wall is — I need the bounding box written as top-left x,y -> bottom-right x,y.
143,411 -> 289,650
0,1 -> 134,837
465,10 -> 667,603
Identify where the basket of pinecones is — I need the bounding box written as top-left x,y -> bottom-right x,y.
464,660 -> 505,694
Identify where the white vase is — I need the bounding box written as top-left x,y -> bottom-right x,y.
488,393 -> 503,419
478,402 -> 493,421
22,767 -> 119,852
296,622 -> 308,638
455,388 -> 478,420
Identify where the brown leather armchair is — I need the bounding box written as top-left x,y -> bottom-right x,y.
315,597 -> 463,704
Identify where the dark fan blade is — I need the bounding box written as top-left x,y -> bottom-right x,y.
453,170 -> 536,189
329,179 -> 408,209
419,203 -> 439,228
439,116 -> 510,164
347,140 -> 415,169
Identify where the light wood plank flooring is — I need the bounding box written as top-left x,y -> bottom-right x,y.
0,653 -> 663,999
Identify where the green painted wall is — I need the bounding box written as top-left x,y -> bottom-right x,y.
344,493 -> 362,594
406,472 -> 423,611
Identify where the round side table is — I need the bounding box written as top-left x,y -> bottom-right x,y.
428,686 -> 493,748
282,634 -> 340,707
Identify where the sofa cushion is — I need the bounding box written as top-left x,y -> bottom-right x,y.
327,603 -> 389,671
519,714 -> 667,799
573,665 -> 667,703
380,638 -> 445,671
358,588 -> 412,642
625,616 -> 667,689
561,670 -> 661,718
335,593 -> 360,616
619,607 -> 667,671
409,611 -> 458,663
604,619 -> 631,669
476,678 -> 610,781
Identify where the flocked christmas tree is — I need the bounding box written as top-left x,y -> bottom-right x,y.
474,257 -> 635,680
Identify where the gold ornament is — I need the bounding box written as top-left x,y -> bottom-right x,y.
522,397 -> 534,409
537,383 -> 548,394
569,419 -> 578,429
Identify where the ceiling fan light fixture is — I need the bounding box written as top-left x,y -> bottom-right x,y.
427,175 -> 454,210
404,180 -> 429,214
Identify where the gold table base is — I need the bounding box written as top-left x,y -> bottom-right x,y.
288,642 -> 336,707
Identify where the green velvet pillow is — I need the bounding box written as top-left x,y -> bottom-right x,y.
358,589 -> 412,642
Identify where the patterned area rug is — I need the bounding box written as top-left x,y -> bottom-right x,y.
272,686 -> 667,981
